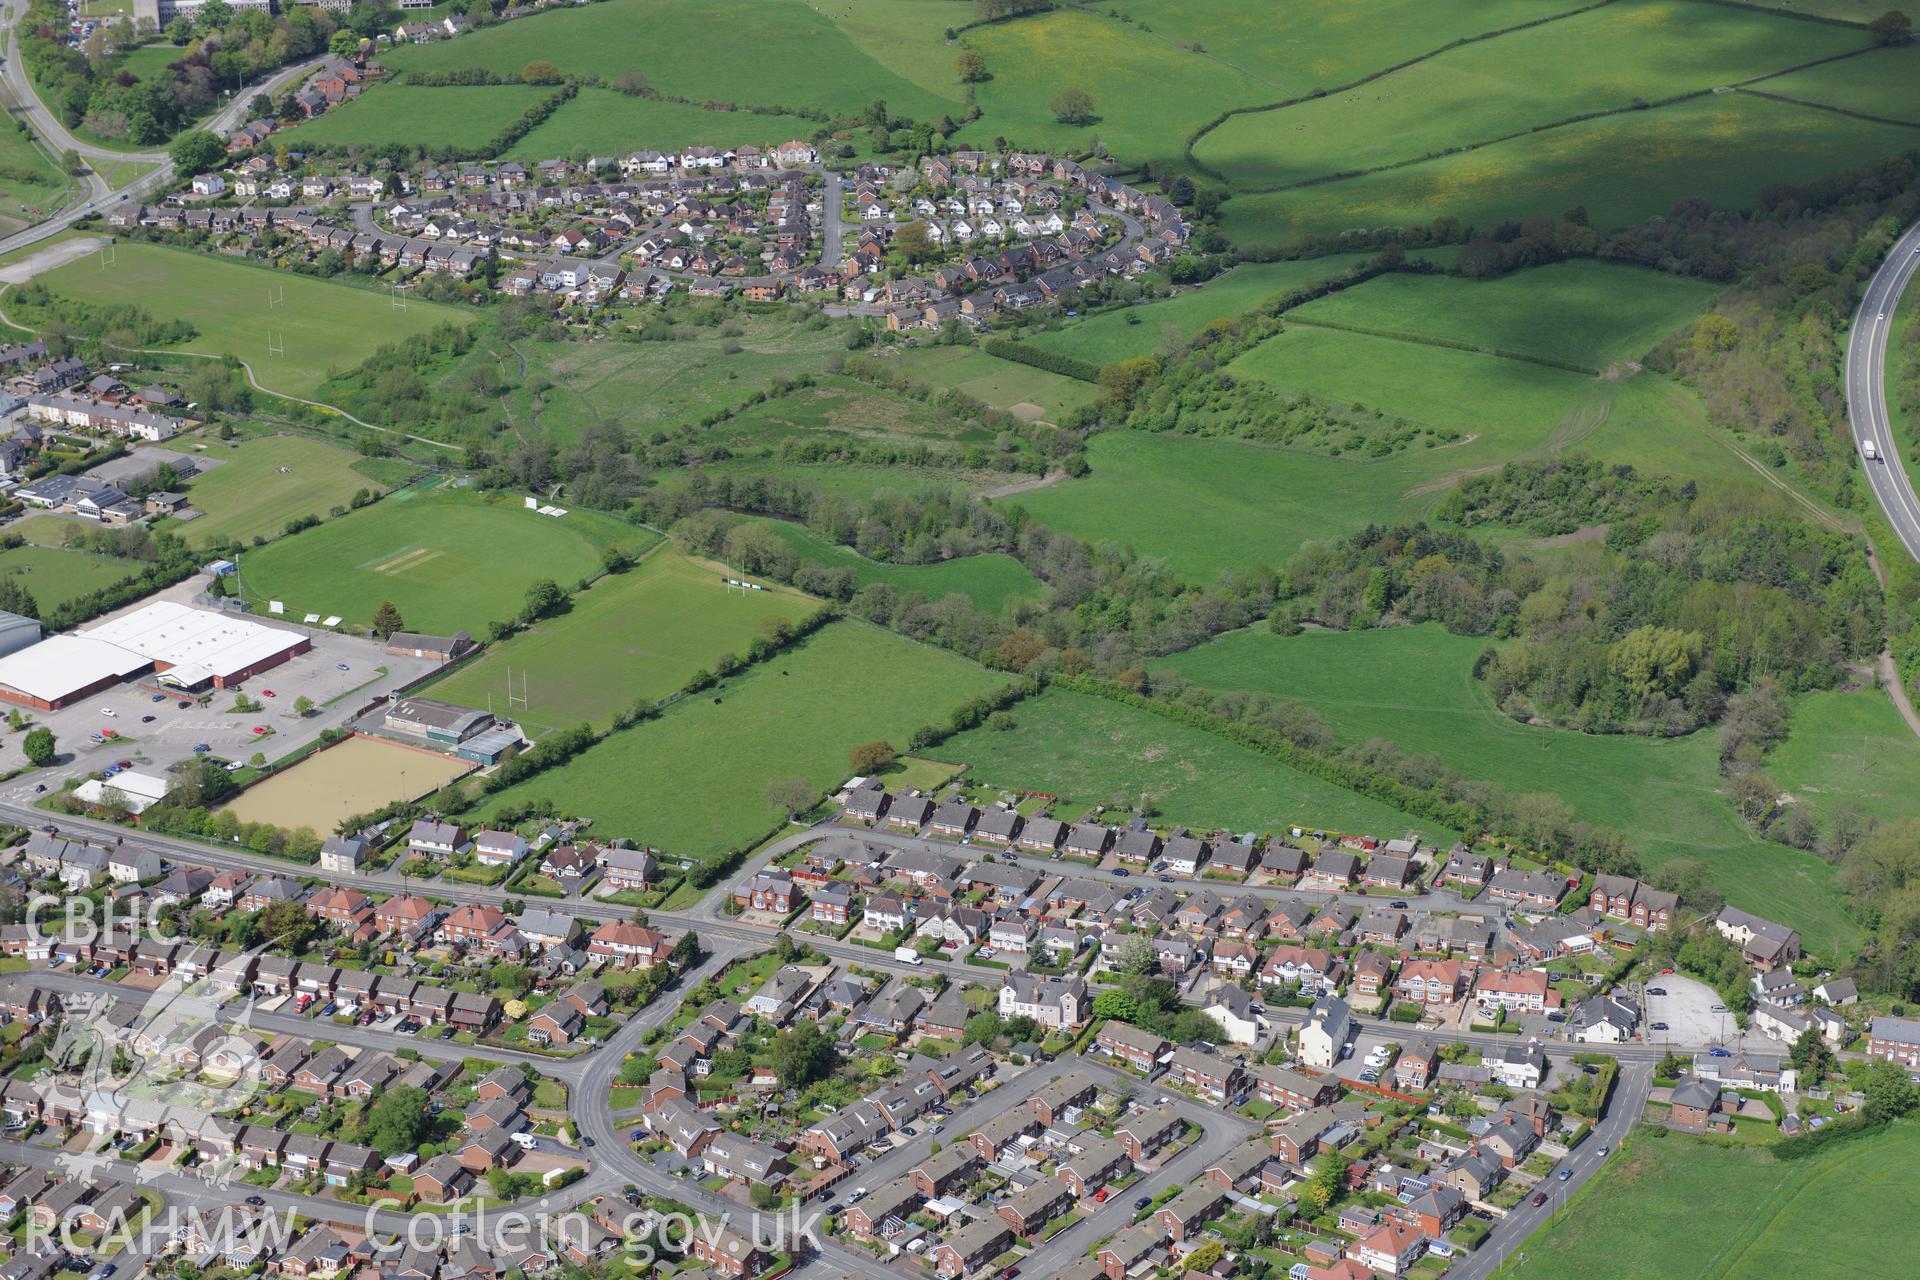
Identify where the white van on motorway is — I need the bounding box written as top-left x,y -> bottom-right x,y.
1863,439 -> 1880,461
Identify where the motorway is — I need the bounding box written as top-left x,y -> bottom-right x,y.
1847,219 -> 1920,560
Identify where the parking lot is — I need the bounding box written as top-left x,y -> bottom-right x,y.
0,579 -> 440,790
1641,972 -> 1752,1049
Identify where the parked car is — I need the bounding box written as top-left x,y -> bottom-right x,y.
1651,1021 -> 1670,1031
98,707 -> 116,717
193,743 -> 211,753
262,690 -> 276,698
1708,1047 -> 1732,1057
1133,1197 -> 1152,1211
1646,987 -> 1666,996
141,714 -> 155,723
177,699 -> 191,708
149,694 -> 165,703
337,663 -> 350,671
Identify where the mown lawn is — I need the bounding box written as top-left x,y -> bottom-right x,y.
424,543 -> 812,735
33,242 -> 471,399
1193,0 -> 1857,189
1160,624 -> 1861,953
1286,261 -> 1722,371
1498,1123 -> 1920,1279
166,434 -> 384,548
743,518 -> 1044,613
1217,93 -> 1920,250
236,487 -> 653,634
384,0 -> 959,121
282,85 -> 558,151
481,621 -> 1010,855
940,688 -> 1458,843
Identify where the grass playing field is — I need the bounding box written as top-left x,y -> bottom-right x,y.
0,543 -> 138,615
1159,624 -> 1860,953
1193,0 -> 1859,190
384,0 -> 958,122
423,544 -> 819,734
508,90 -> 834,161
480,620 -> 1010,855
1767,687 -> 1920,827
891,345 -> 1099,421
281,85 -> 559,151
1286,261 -> 1723,372
166,435 -> 386,548
940,687 -> 1457,844
1745,41 -> 1920,122
1216,91 -> 1920,250
221,736 -> 474,832
745,518 -> 1045,613
1497,1123 -> 1920,1279
462,319 -> 856,443
235,486 -> 656,635
33,242 -> 472,399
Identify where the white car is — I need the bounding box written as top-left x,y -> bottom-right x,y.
98,708 -> 116,717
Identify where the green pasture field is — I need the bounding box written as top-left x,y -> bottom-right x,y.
33,242 -> 471,399
1193,0 -> 1858,190
1746,43 -> 1920,122
0,543 -> 138,614
117,45 -> 186,83
481,621 -> 1009,855
891,345 -> 1099,420
699,457 -> 1032,501
282,85 -> 558,151
1160,624 -> 1859,953
820,0 -> 977,100
508,90 -> 828,160
1767,687 -> 1920,826
1003,376 -> 1734,583
423,544 -> 813,735
960,7 -> 1271,173
1286,261 -> 1723,371
1497,1123 -> 1920,1279
1111,0 -> 1576,90
1216,92 -> 1920,251
1021,255 -> 1376,366
1734,0 -> 1891,19
710,374 -> 990,449
742,517 -> 1045,613
236,487 -> 654,634
165,435 -> 385,548
384,0 -> 958,121
467,320 -> 854,443
939,687 -> 1456,844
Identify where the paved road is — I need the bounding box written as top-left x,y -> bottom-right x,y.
1847,219 -> 1920,560
1448,1062 -> 1653,1279
0,9 -> 320,257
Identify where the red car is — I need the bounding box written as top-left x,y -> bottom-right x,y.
1531,1191 -> 1549,1207
252,726 -> 269,735
262,690 -> 276,698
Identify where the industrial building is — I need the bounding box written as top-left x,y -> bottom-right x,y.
0,611 -> 41,660
0,602 -> 310,711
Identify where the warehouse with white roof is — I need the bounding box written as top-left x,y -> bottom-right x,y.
0,602 -> 310,710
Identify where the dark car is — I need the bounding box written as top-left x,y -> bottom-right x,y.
1531,1191 -> 1548,1207
1110,867 -> 1129,877
1651,1021 -> 1670,1032
1646,987 -> 1666,997
177,700 -> 191,709
581,1135 -> 594,1147
1134,1197 -> 1152,1211
245,1195 -> 265,1206
141,714 -> 155,723
1390,900 -> 1408,909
